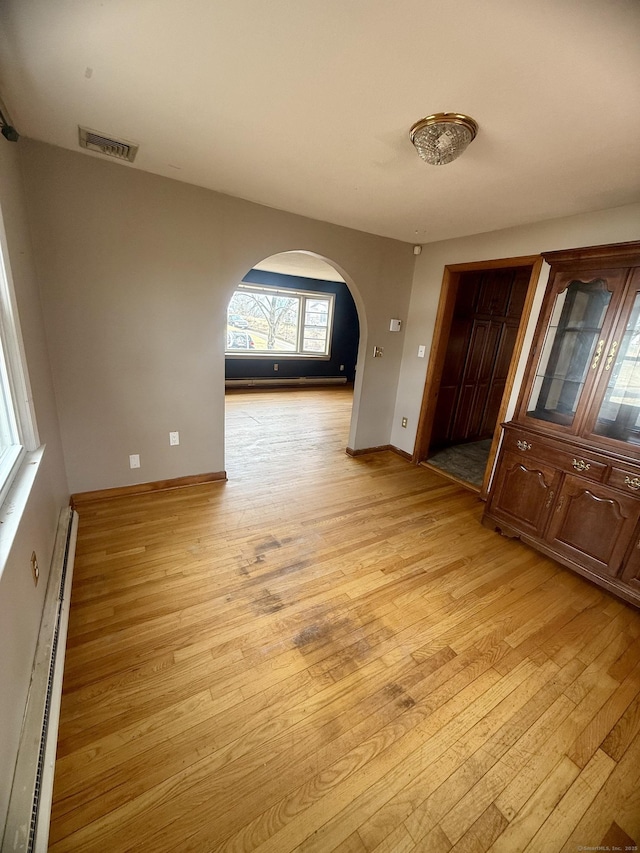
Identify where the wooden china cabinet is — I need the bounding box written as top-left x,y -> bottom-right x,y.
482,241 -> 640,607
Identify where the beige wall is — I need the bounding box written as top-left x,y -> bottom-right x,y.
20,141 -> 415,494
391,202 -> 640,454
0,137 -> 68,827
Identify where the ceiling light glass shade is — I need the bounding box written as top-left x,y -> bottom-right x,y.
409,113 -> 478,165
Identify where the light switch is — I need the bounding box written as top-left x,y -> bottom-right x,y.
418,345 -> 426,358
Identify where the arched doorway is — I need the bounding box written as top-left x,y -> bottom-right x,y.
224,251 -> 361,479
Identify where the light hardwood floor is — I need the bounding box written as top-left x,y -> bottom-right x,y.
50,388 -> 640,852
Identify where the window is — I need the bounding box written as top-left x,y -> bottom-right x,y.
226,284 -> 334,357
0,203 -> 38,506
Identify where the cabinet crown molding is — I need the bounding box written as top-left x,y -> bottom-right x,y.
542,240 -> 640,267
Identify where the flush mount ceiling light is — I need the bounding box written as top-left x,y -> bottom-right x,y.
409,113 -> 478,166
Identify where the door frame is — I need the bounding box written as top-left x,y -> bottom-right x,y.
412,254 -> 543,497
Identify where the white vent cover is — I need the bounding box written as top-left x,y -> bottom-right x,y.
78,126 -> 139,162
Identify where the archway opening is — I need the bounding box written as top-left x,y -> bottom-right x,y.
223,251 -> 361,481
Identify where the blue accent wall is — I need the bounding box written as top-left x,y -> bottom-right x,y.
225,269 -> 360,381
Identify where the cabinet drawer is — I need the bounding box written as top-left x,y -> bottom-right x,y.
504,431 -> 606,482
608,466 -> 640,495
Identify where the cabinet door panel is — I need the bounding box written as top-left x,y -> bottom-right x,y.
586,269 -> 640,450
545,475 -> 639,577
488,451 -> 557,537
520,268 -> 627,431
621,526 -> 640,591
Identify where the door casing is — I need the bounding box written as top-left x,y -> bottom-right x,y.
412,254 -> 543,498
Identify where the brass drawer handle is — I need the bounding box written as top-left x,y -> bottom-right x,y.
605,340 -> 618,371
572,459 -> 591,472
516,440 -> 532,451
544,489 -> 555,509
591,339 -> 604,369
555,496 -> 565,513
624,476 -> 640,491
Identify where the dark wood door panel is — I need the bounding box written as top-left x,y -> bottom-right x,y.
477,269 -> 512,316
450,383 -> 476,443
480,380 -> 506,437
440,316 -> 473,385
477,321 -> 502,383
430,385 -> 458,449
506,269 -> 530,318
464,319 -> 491,381
493,323 -> 519,381
430,265 -> 534,451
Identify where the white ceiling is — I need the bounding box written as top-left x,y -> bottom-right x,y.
254,253 -> 345,282
0,0 -> 639,244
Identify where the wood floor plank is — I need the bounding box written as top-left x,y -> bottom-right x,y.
49,389 -> 640,852
522,750 -> 616,853
488,756 -> 581,852
448,803 -> 508,852
213,666 -> 528,853
600,690 -> 640,762
567,659 -> 640,768
357,657 -> 561,850
559,730 -> 640,852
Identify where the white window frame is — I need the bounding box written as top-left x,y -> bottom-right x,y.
0,202 -> 39,508
225,283 -> 335,358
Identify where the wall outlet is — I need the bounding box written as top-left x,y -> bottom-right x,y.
373,346 -> 383,358
31,551 -> 39,586
340,364 -> 344,371
129,454 -> 140,469
274,363 -> 279,371
401,417 -> 408,428
169,431 -> 179,446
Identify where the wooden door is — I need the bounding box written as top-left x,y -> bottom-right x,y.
431,267 -> 529,450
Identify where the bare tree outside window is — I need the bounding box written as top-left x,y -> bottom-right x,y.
226,285 -> 334,356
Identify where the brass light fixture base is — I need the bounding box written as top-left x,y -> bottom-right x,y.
409,113 -> 478,165
409,113 -> 478,143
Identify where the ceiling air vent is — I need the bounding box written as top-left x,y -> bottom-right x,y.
78,126 -> 139,162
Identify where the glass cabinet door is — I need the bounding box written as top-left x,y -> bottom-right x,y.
526,277 -> 613,427
591,283 -> 640,447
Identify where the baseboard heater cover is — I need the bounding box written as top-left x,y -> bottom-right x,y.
2,507 -> 79,853
226,376 -> 347,388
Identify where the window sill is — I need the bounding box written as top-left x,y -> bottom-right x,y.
0,445 -> 45,583
225,353 -> 331,360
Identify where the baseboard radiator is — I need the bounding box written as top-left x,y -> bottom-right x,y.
2,507 -> 79,853
226,376 -> 348,388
